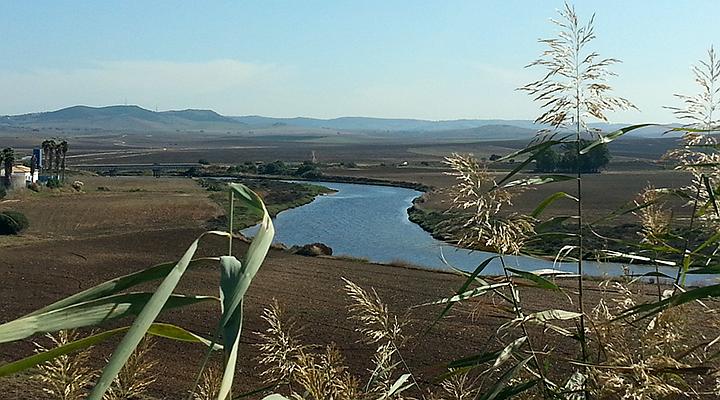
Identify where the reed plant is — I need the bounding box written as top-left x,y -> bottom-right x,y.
0,183 -> 275,400
421,3 -> 720,399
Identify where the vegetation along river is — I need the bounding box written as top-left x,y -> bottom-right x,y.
243,181 -> 712,285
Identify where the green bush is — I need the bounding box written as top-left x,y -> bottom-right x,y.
46,178 -> 61,189
258,160 -> 289,175
0,210 -> 29,235
295,162 -> 322,179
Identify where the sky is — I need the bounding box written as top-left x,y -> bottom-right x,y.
1,1 -> 719,123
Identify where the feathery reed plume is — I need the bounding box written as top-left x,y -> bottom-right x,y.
33,330 -> 97,400
343,278 -> 420,396
436,371 -> 480,400
343,278 -> 405,344
667,46 -> 720,130
519,2 -> 635,136
634,186 -> 672,245
291,345 -> 359,400
256,300 -> 363,399
443,153 -> 534,255
190,366 -> 223,400
256,288 -> 424,399
257,299 -> 306,384
103,337 -> 158,400
589,281 -> 719,398
665,48 -> 720,220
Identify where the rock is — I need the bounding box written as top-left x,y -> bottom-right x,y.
232,232 -> 251,244
271,242 -> 288,251
292,242 -> 333,257
72,180 -> 84,191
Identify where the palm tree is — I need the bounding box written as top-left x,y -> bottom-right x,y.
54,144 -> 62,179
41,140 -> 52,173
2,148 -> 15,187
58,140 -> 69,182
30,153 -> 36,183
45,140 -> 56,178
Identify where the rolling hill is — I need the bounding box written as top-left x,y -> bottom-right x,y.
0,105 -> 243,132
0,105 -> 682,140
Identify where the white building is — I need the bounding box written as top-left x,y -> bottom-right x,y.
0,165 -> 39,189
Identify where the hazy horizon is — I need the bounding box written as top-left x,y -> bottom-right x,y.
3,1 -> 719,124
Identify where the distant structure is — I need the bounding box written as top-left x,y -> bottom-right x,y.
311,150 -> 317,164
0,165 -> 38,189
33,148 -> 43,169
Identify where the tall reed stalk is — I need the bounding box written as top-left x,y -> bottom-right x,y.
519,2 -> 635,377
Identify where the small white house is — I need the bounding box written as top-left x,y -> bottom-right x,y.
0,165 -> 39,189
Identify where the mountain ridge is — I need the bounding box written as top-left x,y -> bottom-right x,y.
0,105 -> 678,138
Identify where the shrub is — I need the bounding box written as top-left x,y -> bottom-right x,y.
259,160 -> 289,175
46,178 -> 61,189
0,210 -> 29,235
295,162 -> 323,179
299,169 -> 322,179
183,167 -> 202,177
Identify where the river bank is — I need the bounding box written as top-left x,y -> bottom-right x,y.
197,170 -> 432,191
198,178 -> 336,229
210,173 -> 698,270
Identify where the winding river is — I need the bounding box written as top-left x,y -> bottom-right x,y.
243,181 -> 711,284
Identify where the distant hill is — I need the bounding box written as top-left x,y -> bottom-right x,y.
0,105 -> 243,132
0,105 -> 682,139
232,115 -> 541,132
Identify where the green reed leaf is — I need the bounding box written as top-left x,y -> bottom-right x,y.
0,323 -> 219,377
579,124 -> 656,154
0,292 -> 216,344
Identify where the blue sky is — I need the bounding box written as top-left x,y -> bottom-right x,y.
1,1 -> 718,123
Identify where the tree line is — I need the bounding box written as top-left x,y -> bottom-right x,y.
40,139 -> 69,182
534,139 -> 611,173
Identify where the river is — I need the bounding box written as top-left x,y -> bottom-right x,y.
243,180 -> 711,284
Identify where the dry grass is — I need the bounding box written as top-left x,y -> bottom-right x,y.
256,281 -> 415,399
31,332 -> 161,400
33,330 -> 97,400
589,282 -> 720,398
0,176 -> 220,243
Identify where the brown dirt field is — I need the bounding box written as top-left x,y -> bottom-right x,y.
0,176 -> 221,245
0,227 -> 676,399
327,165 -> 694,220
0,176 -> 711,399
1,127 -> 680,168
